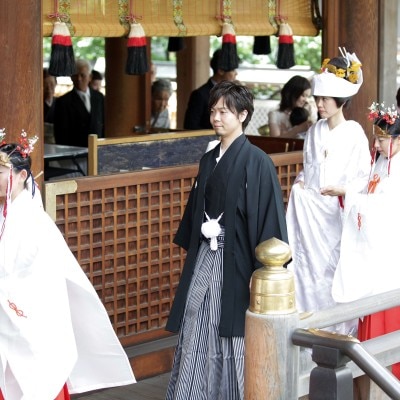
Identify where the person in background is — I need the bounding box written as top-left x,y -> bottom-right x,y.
268,75 -> 317,138
289,106 -> 310,139
289,106 -> 309,127
332,103 -> 400,378
150,62 -> 157,83
54,59 -> 104,147
43,68 -> 57,144
151,78 -> 173,129
286,50 -> 371,334
183,49 -> 238,130
0,130 -> 135,400
396,87 -> 400,113
43,68 -> 57,125
166,81 -> 288,399
89,70 -> 103,92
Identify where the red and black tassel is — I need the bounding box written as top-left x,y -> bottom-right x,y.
48,21 -> 76,77
167,37 -> 185,52
276,21 -> 295,69
126,22 -> 149,75
253,36 -> 271,55
219,22 -> 239,71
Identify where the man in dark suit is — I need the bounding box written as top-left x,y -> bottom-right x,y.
183,49 -> 238,130
54,59 -> 104,148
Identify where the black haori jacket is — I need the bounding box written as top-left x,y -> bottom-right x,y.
166,134 -> 288,337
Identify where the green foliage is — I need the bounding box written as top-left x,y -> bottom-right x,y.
43,34 -> 321,71
211,34 -> 322,72
43,37 -> 105,66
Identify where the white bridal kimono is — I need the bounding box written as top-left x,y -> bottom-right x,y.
0,189 -> 135,400
286,119 -> 370,321
333,152 -> 400,302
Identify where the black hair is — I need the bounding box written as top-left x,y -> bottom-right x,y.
208,81 -> 254,130
91,70 -> 103,81
210,49 -> 223,74
0,143 -> 32,188
375,116 -> 400,137
325,57 -> 353,108
0,143 -> 31,171
279,75 -> 311,112
290,107 -> 309,126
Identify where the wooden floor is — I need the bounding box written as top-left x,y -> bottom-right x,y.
72,373 -> 170,400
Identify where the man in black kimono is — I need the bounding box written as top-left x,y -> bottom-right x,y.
166,81 -> 288,400
54,59 -> 104,148
183,49 -> 238,130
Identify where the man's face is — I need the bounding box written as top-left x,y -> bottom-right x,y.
71,65 -> 91,92
221,69 -> 238,82
43,76 -> 56,101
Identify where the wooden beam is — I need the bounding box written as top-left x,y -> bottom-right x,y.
176,37 -> 210,129
0,0 -> 43,181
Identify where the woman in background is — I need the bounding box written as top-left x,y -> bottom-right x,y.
268,75 -> 317,138
151,78 -> 173,129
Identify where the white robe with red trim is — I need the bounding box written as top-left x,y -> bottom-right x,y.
286,119 -> 370,325
0,189 -> 135,400
333,152 -> 400,302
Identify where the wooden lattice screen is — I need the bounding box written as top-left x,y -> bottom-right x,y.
44,165 -> 197,347
44,152 -> 303,348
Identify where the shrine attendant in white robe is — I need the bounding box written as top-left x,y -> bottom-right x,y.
0,132 -> 135,400
286,50 -> 371,332
333,104 -> 400,378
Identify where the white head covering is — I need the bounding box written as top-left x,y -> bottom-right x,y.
312,48 -> 363,98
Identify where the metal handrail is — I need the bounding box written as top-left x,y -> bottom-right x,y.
292,328 -> 400,399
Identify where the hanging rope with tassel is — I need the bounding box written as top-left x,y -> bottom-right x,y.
47,0 -> 76,77
216,1 -> 239,71
125,0 -> 149,75
275,1 -> 295,69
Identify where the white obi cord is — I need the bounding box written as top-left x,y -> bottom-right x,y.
201,212 -> 223,251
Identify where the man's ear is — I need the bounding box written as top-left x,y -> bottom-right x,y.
239,110 -> 248,123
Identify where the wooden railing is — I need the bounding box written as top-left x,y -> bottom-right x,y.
87,130 -> 216,175
246,135 -> 304,154
43,151 -> 303,349
87,132 -> 304,176
245,240 -> 400,400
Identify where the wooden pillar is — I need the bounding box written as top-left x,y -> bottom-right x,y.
378,0 -> 398,106
176,37 -> 210,129
322,0 -> 379,142
104,38 -> 150,137
0,0 -> 43,180
244,238 -> 299,399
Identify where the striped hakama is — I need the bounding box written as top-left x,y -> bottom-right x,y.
166,232 -> 244,400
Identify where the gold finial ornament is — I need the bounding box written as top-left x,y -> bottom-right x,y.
249,237 -> 296,315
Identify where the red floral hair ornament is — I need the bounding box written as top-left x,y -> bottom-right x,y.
0,129 -> 39,167
368,102 -> 398,129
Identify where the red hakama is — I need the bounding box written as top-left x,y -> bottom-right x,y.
358,307 -> 400,379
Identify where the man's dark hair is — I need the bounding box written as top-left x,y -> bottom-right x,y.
91,70 -> 103,81
208,81 -> 254,130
